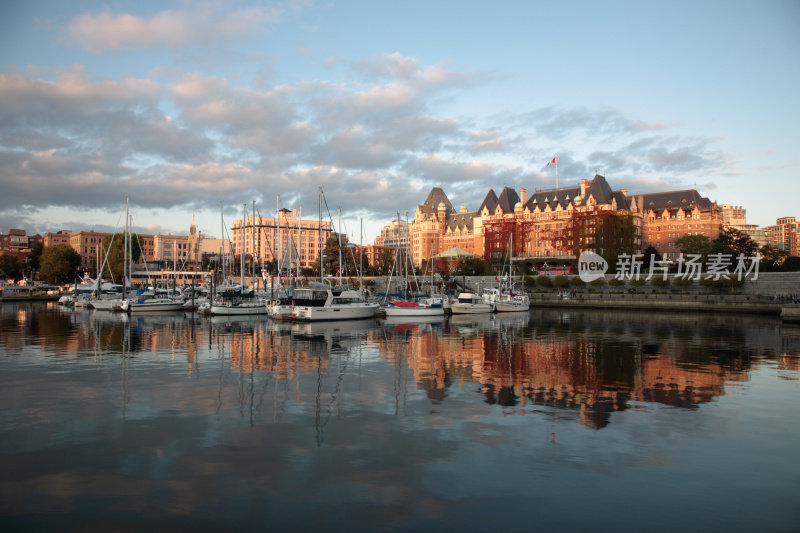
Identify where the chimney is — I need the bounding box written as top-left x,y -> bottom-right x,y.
620,188 -> 627,196
581,179 -> 588,197
520,188 -> 527,205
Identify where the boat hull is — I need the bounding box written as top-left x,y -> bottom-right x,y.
450,303 -> 494,314
383,305 -> 444,317
128,299 -> 184,313
494,298 -> 530,313
209,302 -> 268,316
292,303 -> 378,321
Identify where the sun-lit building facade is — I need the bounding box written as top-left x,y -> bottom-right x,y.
409,175 -> 647,265
231,207 -> 332,270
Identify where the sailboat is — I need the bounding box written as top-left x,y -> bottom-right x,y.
483,232 -> 529,313
267,198 -> 297,321
210,203 -> 269,316
381,217 -> 446,318
290,189 -> 378,322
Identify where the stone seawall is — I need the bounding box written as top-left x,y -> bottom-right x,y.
529,292 -> 783,315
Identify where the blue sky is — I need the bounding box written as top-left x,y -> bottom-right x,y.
1,0 -> 798,242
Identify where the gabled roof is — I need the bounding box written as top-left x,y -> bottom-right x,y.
584,174 -> 614,204
525,186 -> 581,211
418,187 -> 454,216
496,187 -> 521,213
640,189 -> 712,211
478,189 -> 498,214
446,212 -> 474,232
611,191 -> 632,210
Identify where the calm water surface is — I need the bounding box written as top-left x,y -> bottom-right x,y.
1,302 -> 798,532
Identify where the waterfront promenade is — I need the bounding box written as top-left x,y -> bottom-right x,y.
370,272 -> 800,317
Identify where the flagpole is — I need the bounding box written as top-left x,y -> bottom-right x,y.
555,154 -> 559,190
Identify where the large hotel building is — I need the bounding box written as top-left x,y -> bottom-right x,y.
10,175 -> 797,276
408,174 -> 727,265
230,208 -> 332,270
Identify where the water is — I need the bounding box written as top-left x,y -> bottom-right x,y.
1,302 -> 798,532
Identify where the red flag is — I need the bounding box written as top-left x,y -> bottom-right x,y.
547,157 -> 556,165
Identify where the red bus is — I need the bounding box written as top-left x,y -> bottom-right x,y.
537,265 -> 575,276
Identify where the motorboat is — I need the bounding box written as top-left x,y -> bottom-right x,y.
483,232 -> 530,313
450,292 -> 494,314
127,296 -> 183,313
291,282 -> 378,321
382,296 -> 447,317
208,289 -> 269,316
482,287 -> 529,313
493,293 -> 530,312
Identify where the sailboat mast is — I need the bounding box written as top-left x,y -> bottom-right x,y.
241,203 -> 246,289
276,195 -> 282,287
359,217 -> 363,292
252,200 -> 256,281
318,188 -> 323,283
220,201 -> 225,284
297,206 -> 302,283
338,208 -> 342,287
123,196 -> 129,298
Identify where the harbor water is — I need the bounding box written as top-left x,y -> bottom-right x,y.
1,302 -> 798,532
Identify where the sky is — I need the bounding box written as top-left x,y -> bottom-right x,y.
1,0 -> 798,243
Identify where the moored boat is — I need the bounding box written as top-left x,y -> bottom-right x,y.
450,292 -> 494,314
382,296 -> 447,317
291,282 -> 378,321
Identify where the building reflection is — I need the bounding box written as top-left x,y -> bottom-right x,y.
3,303 -> 798,430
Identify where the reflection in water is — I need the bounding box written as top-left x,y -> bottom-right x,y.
1,302 -> 798,531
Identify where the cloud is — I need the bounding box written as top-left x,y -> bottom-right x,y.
1,53 -> 734,239
66,2 -> 297,52
351,52 -> 419,80
405,153 -> 498,184
518,106 -> 673,141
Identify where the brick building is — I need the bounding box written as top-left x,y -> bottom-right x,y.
0,229 -> 43,259
636,189 -> 723,260
232,207 -> 332,271
408,175 -> 728,266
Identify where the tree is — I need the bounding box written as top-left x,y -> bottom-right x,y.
641,245 -> 661,271
101,233 -> 142,281
760,244 -> 789,271
39,245 -> 81,283
0,254 -> 23,281
322,234 -> 360,278
713,228 -> 758,257
454,256 -> 491,276
675,234 -> 713,258
28,241 -> 43,270
780,256 -> 800,272
595,213 -> 638,273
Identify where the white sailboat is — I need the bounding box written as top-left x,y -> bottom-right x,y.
483,232 -> 529,313
381,213 -> 446,318
210,203 -> 269,316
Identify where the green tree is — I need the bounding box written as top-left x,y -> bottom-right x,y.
675,234 -> 713,259
760,244 -> 789,271
780,256 -> 800,272
641,245 -> 661,271
713,228 -> 758,257
232,254 -> 254,275
101,233 -> 142,281
322,234 -> 360,278
0,254 -> 23,281
595,213 -> 638,273
28,241 -> 43,270
454,256 -> 491,276
39,245 -> 81,283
